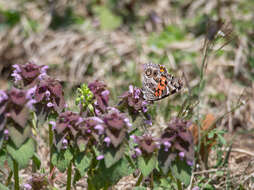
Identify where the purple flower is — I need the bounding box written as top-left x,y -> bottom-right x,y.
12,64 -> 21,73
26,86 -> 37,99
134,88 -> 141,99
130,135 -> 137,143
135,135 -> 159,155
90,117 -> 104,123
179,152 -> 185,159
135,148 -> 142,156
62,138 -> 68,149
192,187 -> 199,190
49,121 -> 56,130
119,85 -> 150,120
41,65 -> 49,73
96,155 -> 104,160
47,102 -> 53,107
144,119 -> 152,126
94,124 -> 104,135
187,160 -> 194,166
129,85 -> 134,93
11,72 -> 22,83
124,117 -> 132,127
24,183 -> 32,190
104,137 -> 111,147
38,73 -> 47,80
163,141 -> 171,152
26,99 -> 37,110
0,90 -> 8,103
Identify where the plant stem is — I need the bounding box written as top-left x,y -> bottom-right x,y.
49,124 -> 53,173
135,172 -> 143,186
13,159 -> 19,190
66,162 -> 72,190
5,171 -> 13,186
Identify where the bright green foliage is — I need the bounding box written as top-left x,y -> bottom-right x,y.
104,144 -> 126,168
137,155 -> 158,177
171,159 -> 192,186
52,149 -> 73,172
76,83 -> 94,111
93,6 -> 122,30
90,157 -> 134,189
74,151 -> 93,177
6,138 -> 35,169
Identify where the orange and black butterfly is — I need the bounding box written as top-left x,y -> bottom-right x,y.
142,63 -> 183,101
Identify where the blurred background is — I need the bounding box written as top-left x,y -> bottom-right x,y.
0,0 -> 253,187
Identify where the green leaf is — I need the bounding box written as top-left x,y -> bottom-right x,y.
93,6 -> 122,30
52,148 -> 73,172
7,138 -> 35,169
137,155 -> 157,177
218,134 -> 226,145
0,183 -> 9,190
32,153 -> 41,170
104,144 -> 125,168
8,125 -> 31,148
74,151 -> 92,177
91,157 -> 134,189
0,150 -> 6,167
171,159 -> 192,186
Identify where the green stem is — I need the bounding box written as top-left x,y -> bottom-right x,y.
49,125 -> 53,173
66,162 -> 72,190
135,172 -> 143,186
13,159 -> 19,190
5,171 -> 13,186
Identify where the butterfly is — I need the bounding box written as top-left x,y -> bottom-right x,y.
142,63 -> 183,101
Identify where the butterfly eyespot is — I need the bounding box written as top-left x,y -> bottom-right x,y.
145,68 -> 153,77
153,70 -> 158,77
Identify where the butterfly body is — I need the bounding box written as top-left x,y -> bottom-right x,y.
142,63 -> 183,101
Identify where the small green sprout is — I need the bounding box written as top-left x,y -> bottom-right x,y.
76,83 -> 94,112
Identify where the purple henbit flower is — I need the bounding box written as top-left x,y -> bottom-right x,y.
26,99 -> 37,110
159,117 -> 194,166
4,129 -> 9,140
135,135 -> 158,155
24,183 -> 32,190
47,102 -> 53,107
0,90 -> 8,103
12,64 -> 21,73
118,85 -> 150,120
124,117 -> 132,127
96,155 -> 104,160
11,62 -> 50,87
129,85 -> 134,94
135,148 -> 142,156
103,108 -> 129,148
163,141 -> 171,152
94,124 -> 104,135
130,135 -> 137,143
26,86 -> 37,99
192,187 -> 199,190
41,65 -> 49,74
34,77 -> 65,114
62,138 -> 68,149
38,73 -> 47,80
179,152 -> 185,159
187,160 -> 194,166
11,72 -> 22,83
144,119 -> 152,126
49,121 -> 56,130
104,137 -> 111,147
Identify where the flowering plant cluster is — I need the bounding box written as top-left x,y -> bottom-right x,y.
0,61 -> 196,190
